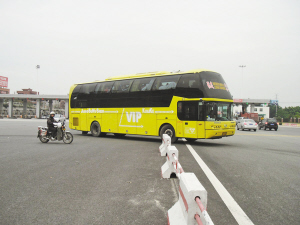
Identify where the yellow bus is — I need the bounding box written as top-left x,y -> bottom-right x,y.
69,69 -> 236,143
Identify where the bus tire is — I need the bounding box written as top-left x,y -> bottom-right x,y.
90,122 -> 102,137
160,124 -> 178,143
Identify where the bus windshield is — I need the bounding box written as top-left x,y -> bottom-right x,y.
205,102 -> 233,121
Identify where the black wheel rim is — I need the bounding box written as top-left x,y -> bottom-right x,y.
165,129 -> 173,137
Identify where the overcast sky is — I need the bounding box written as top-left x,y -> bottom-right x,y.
1,0 -> 299,107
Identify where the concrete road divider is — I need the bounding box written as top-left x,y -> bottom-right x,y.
161,145 -> 184,178
159,134 -> 171,156
168,173 -> 214,225
160,138 -> 214,225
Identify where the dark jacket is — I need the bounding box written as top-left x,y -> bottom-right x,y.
47,116 -> 57,128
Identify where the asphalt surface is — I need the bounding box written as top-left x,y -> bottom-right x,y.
0,119 -> 299,225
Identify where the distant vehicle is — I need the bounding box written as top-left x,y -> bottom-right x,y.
54,114 -> 65,122
237,119 -> 258,131
259,118 -> 278,131
233,118 -> 237,125
13,102 -> 23,107
41,115 -> 48,119
37,119 -> 73,144
236,117 -> 244,125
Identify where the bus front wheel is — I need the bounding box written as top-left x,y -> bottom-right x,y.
91,122 -> 103,137
160,125 -> 178,143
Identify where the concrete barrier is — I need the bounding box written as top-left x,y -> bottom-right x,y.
160,138 -> 214,225
161,145 -> 184,178
159,134 -> 171,156
168,173 -> 214,225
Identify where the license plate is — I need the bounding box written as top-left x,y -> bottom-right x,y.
249,123 -> 253,125
222,132 -> 227,136
270,124 -> 274,125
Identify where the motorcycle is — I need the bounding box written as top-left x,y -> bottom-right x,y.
37,120 -> 73,144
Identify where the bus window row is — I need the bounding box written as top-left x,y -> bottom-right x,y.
70,72 -> 232,109
71,73 -> 205,108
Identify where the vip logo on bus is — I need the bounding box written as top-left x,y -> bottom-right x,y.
126,112 -> 142,122
189,128 -> 195,133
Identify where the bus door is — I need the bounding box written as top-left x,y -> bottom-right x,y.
177,101 -> 198,139
197,102 -> 205,138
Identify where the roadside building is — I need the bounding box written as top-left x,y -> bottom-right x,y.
17,88 -> 37,95
0,88 -> 10,94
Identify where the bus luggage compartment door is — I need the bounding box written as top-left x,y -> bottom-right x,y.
183,121 -> 198,138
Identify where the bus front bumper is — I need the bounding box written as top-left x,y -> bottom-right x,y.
206,129 -> 235,139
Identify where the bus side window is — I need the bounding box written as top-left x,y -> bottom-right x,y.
94,83 -> 103,94
130,78 -> 156,92
70,85 -> 82,108
101,82 -> 114,94
152,75 -> 180,91
177,101 -> 198,121
112,80 -> 133,93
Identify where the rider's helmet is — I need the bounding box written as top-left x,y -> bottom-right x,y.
50,111 -> 55,115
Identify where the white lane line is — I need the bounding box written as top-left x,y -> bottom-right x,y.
184,141 -> 254,225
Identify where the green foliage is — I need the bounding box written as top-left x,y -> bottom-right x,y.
276,105 -> 300,122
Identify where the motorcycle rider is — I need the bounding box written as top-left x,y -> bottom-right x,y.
47,112 -> 57,139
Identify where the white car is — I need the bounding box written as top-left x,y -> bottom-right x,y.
237,119 -> 258,131
54,114 -> 65,122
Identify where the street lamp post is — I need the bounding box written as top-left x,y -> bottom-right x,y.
36,65 -> 40,95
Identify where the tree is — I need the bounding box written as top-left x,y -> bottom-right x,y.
269,105 -> 277,118
276,105 -> 300,122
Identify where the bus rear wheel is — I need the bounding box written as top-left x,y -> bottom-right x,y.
160,125 -> 178,143
91,122 -> 103,137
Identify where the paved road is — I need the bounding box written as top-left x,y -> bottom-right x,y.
177,127 -> 300,225
0,119 -> 299,225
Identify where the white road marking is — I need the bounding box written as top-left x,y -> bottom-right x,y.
184,140 -> 254,225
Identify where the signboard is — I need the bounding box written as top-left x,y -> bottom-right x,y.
270,100 -> 278,105
234,99 -> 243,103
0,76 -> 8,88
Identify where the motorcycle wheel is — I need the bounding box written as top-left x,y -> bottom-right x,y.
39,136 -> 49,143
63,132 -> 73,144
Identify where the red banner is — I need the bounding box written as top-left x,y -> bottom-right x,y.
0,76 -> 8,88
233,99 -> 243,103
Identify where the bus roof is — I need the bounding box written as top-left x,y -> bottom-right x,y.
105,69 -> 214,81
105,71 -> 170,81
75,68 -> 216,85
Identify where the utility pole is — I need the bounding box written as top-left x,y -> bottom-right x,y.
36,65 -> 40,95
275,93 -> 278,117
